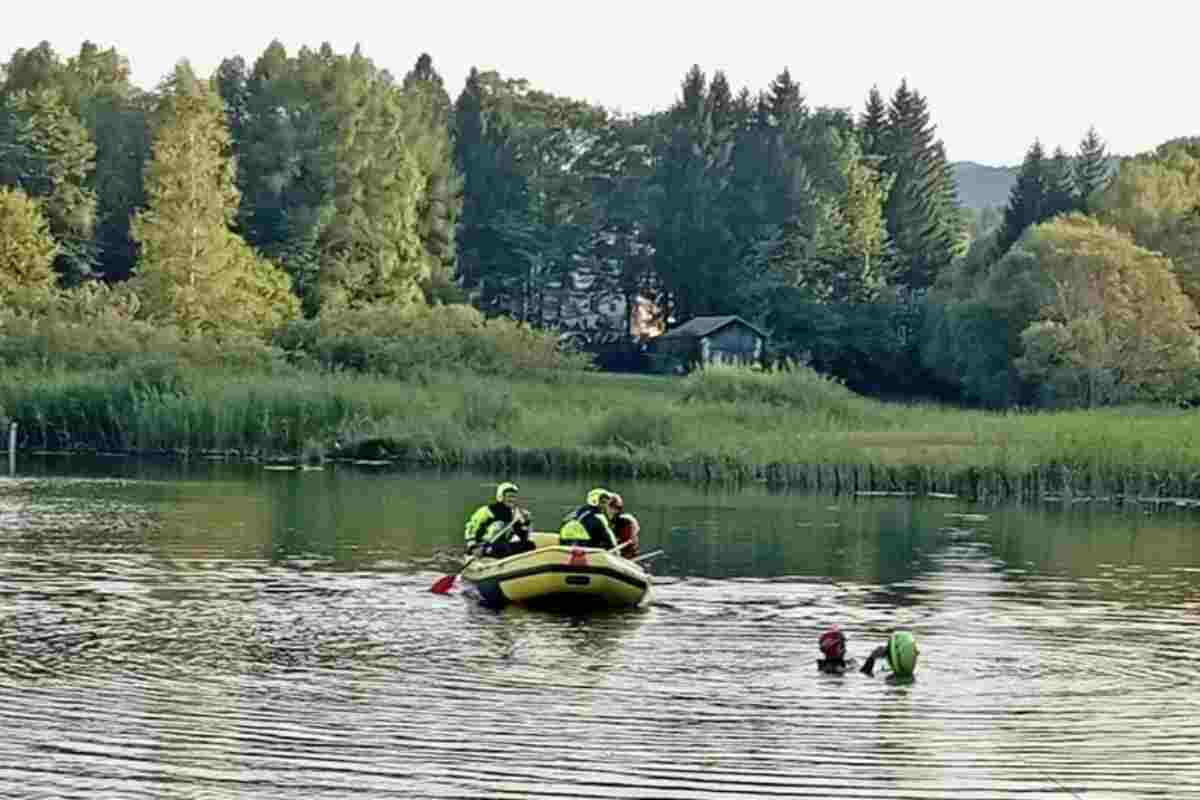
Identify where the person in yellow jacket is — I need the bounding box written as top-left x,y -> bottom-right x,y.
464,481 -> 534,558
558,487 -> 618,548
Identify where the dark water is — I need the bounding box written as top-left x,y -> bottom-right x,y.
2,457 -> 1199,799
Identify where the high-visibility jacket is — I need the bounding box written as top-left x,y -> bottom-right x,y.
558,504 -> 616,548
464,502 -> 525,550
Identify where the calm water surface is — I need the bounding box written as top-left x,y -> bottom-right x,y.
2,457 -> 1199,799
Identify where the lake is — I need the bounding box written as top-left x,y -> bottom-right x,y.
2,456 -> 1198,798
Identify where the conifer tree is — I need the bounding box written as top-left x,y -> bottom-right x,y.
1043,146 -> 1078,219
317,47 -> 426,310
0,86 -> 98,284
880,81 -> 961,292
63,42 -> 151,283
0,186 -> 59,295
130,62 -> 298,336
3,41 -> 151,283
859,86 -> 887,157
453,67 -> 533,307
996,139 -> 1048,254
401,53 -> 462,296
1074,126 -> 1110,212
648,65 -> 737,319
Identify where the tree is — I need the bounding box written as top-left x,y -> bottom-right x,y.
647,65 -> 737,320
401,53 -> 462,298
833,154 -> 895,300
859,86 -> 887,157
1,42 -> 61,94
995,139 -> 1047,254
1044,146 -> 1078,218
317,47 -> 426,310
3,41 -> 152,283
218,40 -> 325,306
453,67 -> 606,320
0,86 -> 98,284
0,186 -> 58,295
1097,139 -> 1200,311
130,63 -> 298,336
223,42 -> 432,313
879,81 -> 962,292
572,111 -> 659,334
62,42 -> 151,283
1012,215 -> 1200,406
1074,126 -> 1110,212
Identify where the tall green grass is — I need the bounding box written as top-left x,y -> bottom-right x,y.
3,361 -> 1200,496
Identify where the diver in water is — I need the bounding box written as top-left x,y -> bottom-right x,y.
816,626 -> 858,674
860,630 -> 920,679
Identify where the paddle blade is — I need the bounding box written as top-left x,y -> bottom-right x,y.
430,574 -> 457,594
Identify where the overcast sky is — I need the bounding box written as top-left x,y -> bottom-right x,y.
4,0 -> 1195,166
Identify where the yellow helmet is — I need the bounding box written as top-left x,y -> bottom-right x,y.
586,487 -> 611,506
496,482 -> 520,502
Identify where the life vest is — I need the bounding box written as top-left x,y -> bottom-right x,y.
559,505 -> 615,547
464,501 -> 518,549
612,512 -> 640,558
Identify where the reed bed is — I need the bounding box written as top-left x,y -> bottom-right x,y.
3,361 -> 1200,502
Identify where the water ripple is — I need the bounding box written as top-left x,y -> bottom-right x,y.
4,471 -> 1200,798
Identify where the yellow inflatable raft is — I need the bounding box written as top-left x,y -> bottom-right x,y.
461,532 -> 652,610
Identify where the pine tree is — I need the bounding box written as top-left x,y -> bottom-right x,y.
130,63 -> 298,336
767,68 -> 805,131
996,139 -> 1048,254
706,71 -> 736,133
1043,146 -> 1077,218
648,65 -> 737,319
1074,126 -> 1110,213
725,94 -> 775,253
859,85 -> 887,157
880,81 -> 962,292
453,67 -> 533,307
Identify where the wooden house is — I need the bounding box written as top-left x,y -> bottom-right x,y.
648,315 -> 767,373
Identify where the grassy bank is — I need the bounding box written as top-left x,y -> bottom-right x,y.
3,362 -> 1200,503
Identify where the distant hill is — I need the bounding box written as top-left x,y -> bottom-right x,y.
952,162 -> 1017,211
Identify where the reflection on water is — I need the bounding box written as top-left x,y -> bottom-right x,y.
1,457 -> 1198,798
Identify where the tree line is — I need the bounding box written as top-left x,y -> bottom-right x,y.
2,39 -> 1198,408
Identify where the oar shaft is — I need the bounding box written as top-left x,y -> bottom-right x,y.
631,549 -> 664,563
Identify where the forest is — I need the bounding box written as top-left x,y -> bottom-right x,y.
2,39 -> 1200,411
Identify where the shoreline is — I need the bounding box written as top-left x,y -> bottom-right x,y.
15,442 -> 1200,509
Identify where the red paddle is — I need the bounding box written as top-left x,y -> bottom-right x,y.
431,520 -> 517,594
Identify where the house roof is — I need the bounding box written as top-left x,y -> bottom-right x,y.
657,315 -> 767,341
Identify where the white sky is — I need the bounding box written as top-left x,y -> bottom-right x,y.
3,1 -> 1195,166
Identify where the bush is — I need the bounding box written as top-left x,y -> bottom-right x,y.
0,282 -> 287,373
454,381 -> 521,433
586,408 -> 677,449
680,361 -> 881,425
273,302 -> 593,379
